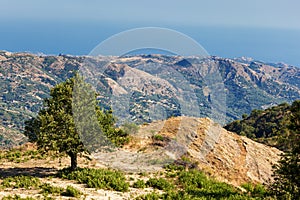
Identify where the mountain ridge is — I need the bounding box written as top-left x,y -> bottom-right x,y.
1,51 -> 300,147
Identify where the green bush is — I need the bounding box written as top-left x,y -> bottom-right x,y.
146,177 -> 174,191
62,185 -> 82,197
135,192 -> 160,200
241,183 -> 267,197
58,167 -> 129,192
40,183 -> 64,196
153,134 -> 164,141
133,179 -> 146,189
1,175 -> 41,189
164,163 -> 185,172
0,149 -> 45,163
176,170 -> 246,199
177,170 -> 207,189
1,195 -> 36,200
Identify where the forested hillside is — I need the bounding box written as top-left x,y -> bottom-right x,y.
225,100 -> 299,151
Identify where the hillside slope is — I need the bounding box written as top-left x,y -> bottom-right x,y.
93,116 -> 282,187
224,101 -> 299,151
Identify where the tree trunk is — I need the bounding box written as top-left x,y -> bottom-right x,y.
68,152 -> 77,171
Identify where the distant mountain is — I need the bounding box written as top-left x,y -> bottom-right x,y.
0,51 -> 300,146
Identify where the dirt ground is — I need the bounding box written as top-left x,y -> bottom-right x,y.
0,149 -> 156,200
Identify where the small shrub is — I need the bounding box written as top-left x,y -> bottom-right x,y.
164,163 -> 185,172
241,182 -> 267,197
40,183 -> 64,196
58,167 -> 129,192
146,177 -> 174,191
133,179 -> 146,189
178,170 -> 207,189
0,149 -> 45,163
153,134 -> 164,141
135,192 -> 160,200
62,185 -> 82,197
1,195 -> 36,200
1,175 -> 41,189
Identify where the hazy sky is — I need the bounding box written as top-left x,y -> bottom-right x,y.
1,0 -> 300,29
1,0 -> 300,65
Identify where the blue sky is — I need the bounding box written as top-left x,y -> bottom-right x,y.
1,0 -> 300,65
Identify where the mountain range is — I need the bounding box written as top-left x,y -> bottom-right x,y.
0,51 -> 300,147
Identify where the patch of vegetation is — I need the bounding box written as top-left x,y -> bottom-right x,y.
1,195 -> 36,200
0,149 -> 45,163
269,100 -> 300,199
40,183 -> 64,196
224,101 -> 298,151
62,185 -> 82,198
241,183 -> 267,198
164,163 -> 185,172
0,175 -> 82,199
135,192 -> 160,200
146,177 -> 174,191
24,74 -> 129,170
152,134 -> 164,141
136,168 -> 267,199
58,167 -> 129,192
133,179 -> 146,189
1,175 -> 41,189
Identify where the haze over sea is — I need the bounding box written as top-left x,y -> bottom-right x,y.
1,20 -> 300,67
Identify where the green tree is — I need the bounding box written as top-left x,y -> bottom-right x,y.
270,100 -> 300,199
24,74 -> 128,170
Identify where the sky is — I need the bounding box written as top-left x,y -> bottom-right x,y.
1,0 -> 300,66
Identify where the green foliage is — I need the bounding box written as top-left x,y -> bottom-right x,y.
135,192 -> 160,200
146,178 -> 174,191
164,163 -> 185,172
270,100 -> 300,199
0,175 -> 84,198
97,109 -> 129,147
241,183 -> 267,198
0,149 -> 44,163
58,167 -> 129,192
133,179 -> 146,189
176,170 -> 249,199
224,101 -> 298,151
1,195 -> 36,200
136,193 -> 162,200
24,74 -> 86,170
40,183 -> 64,196
24,73 -> 128,169
1,175 -> 41,189
62,185 -> 82,197
135,169 -> 264,199
153,134 -> 164,141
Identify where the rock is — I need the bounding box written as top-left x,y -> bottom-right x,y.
101,116 -> 282,187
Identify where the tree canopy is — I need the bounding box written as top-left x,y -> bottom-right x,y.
270,100 -> 300,199
24,74 -> 128,170
224,102 -> 296,151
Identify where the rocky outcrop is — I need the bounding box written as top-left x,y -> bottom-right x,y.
94,116 -> 282,187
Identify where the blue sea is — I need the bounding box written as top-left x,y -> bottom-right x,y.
1,20 -> 299,67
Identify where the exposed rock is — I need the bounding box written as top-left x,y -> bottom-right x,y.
93,116 -> 282,187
